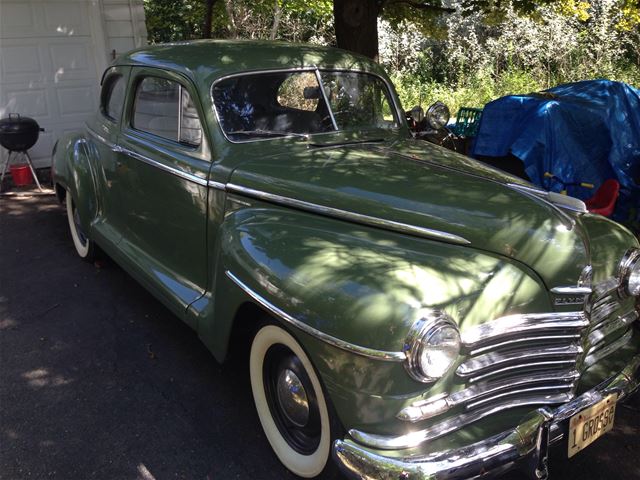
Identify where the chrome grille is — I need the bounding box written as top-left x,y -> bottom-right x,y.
583,278 -> 638,366
454,312 -> 588,414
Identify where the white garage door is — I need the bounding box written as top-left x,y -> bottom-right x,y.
0,0 -> 109,168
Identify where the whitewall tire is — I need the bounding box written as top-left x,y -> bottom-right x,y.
66,189 -> 94,261
250,324 -> 335,478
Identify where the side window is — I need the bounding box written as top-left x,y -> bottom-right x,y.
101,74 -> 125,122
132,76 -> 203,146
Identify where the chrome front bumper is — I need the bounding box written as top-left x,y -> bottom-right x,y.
334,354 -> 640,480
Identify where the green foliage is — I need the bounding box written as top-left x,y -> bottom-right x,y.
392,64 -> 640,117
143,0 -> 208,42
144,0 -> 334,44
380,0 -> 640,115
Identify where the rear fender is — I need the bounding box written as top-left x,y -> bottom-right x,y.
51,132 -> 98,233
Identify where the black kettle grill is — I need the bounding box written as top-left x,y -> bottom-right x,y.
0,114 -> 44,191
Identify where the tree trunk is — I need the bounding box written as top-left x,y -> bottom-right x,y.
270,0 -> 284,40
333,0 -> 380,60
203,0 -> 216,39
224,0 -> 238,38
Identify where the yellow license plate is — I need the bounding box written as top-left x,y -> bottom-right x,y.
568,394 -> 618,458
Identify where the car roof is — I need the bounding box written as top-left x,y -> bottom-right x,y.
116,40 -> 387,86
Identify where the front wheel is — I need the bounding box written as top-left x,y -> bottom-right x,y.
65,189 -> 95,261
250,324 -> 340,478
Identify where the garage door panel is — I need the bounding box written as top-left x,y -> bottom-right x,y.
43,1 -> 91,36
56,85 -> 98,118
26,131 -> 54,162
48,40 -> 97,81
0,43 -> 47,84
0,2 -> 37,36
0,86 -> 51,120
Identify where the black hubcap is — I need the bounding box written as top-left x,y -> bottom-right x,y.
263,344 -> 321,454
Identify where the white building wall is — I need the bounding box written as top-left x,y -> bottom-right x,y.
0,0 -> 147,169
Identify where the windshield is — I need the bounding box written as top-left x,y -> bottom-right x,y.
212,70 -> 399,142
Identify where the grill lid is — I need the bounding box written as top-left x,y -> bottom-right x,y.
0,114 -> 43,151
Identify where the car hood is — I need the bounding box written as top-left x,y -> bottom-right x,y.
228,137 -> 590,287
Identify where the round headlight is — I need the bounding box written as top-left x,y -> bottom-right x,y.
426,101 -> 450,130
404,311 -> 461,383
409,105 -> 424,123
619,249 -> 640,297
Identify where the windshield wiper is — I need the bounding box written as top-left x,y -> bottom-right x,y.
309,138 -> 386,148
227,129 -> 309,139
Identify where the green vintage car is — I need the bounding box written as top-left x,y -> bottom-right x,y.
52,40 -> 640,479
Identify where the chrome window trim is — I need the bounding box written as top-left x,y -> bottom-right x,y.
314,68 -> 338,130
225,270 -> 406,362
210,67 -> 405,145
225,183 -> 471,246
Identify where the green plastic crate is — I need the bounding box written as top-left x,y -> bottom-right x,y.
451,107 -> 483,137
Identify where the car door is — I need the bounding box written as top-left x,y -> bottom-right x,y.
113,67 -> 211,322
85,66 -> 131,248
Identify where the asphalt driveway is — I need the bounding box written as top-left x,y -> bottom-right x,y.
1,193 -> 639,480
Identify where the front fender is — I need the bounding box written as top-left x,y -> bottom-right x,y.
205,199 -> 554,437
52,132 -> 98,233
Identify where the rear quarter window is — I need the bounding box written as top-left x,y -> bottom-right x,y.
101,74 -> 126,122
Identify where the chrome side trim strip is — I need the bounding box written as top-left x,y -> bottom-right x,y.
506,183 -> 577,228
207,180 -> 226,190
225,183 -> 471,246
225,270 -> 406,362
86,126 -> 118,151
86,127 -> 217,188
118,146 -> 210,186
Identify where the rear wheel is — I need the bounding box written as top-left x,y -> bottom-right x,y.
65,189 -> 94,261
250,323 -> 340,478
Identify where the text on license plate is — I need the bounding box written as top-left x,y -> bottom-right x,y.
568,394 -> 618,458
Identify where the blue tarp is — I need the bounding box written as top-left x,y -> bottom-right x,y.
472,80 -> 640,227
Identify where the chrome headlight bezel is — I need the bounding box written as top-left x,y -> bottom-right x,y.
404,310 -> 461,383
619,248 -> 640,298
426,101 -> 450,130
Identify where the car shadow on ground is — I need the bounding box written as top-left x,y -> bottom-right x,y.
0,195 -> 296,479
0,194 -> 638,480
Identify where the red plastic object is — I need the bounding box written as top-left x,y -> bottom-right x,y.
585,179 -> 620,217
9,164 -> 33,186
